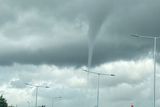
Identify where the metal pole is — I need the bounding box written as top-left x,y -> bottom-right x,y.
97,74 -> 100,107
51,97 -> 62,107
52,98 -> 53,107
153,37 -> 157,107
35,87 -> 38,107
27,101 -> 30,107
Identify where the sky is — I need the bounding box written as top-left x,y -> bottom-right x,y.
0,0 -> 160,107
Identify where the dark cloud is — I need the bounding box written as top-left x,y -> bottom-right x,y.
0,0 -> 160,67
0,39 -> 88,66
0,3 -> 16,27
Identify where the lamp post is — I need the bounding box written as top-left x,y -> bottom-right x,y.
27,101 -> 31,107
51,97 -> 62,107
25,83 -> 49,107
83,70 -> 115,107
131,34 -> 160,107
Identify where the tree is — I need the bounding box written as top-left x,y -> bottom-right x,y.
0,95 -> 8,107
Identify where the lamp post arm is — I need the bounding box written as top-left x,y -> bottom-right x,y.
83,69 -> 115,76
131,34 -> 160,39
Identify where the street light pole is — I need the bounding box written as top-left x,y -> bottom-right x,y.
153,37 -> 157,107
25,83 -> 49,107
131,34 -> 160,107
97,74 -> 100,107
27,101 -> 31,107
83,70 -> 115,107
35,86 -> 38,107
51,97 -> 62,107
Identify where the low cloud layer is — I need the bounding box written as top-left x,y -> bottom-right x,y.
0,58 -> 159,107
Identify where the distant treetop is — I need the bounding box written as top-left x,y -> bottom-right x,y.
0,95 -> 8,107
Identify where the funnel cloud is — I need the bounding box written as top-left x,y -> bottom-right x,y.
0,1 -> 160,107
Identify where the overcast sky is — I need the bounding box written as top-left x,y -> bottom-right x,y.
1,0 -> 160,107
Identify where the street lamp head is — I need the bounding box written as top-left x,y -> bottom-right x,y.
130,34 -> 140,37
131,34 -> 160,39
110,74 -> 115,76
56,96 -> 62,99
24,83 -> 30,85
83,69 -> 89,72
45,86 -> 50,88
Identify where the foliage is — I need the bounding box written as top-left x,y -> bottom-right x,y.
0,95 -> 8,107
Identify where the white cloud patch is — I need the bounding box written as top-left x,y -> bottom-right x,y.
0,58 -> 159,107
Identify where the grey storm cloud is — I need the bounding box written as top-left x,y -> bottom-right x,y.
0,0 -> 160,66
